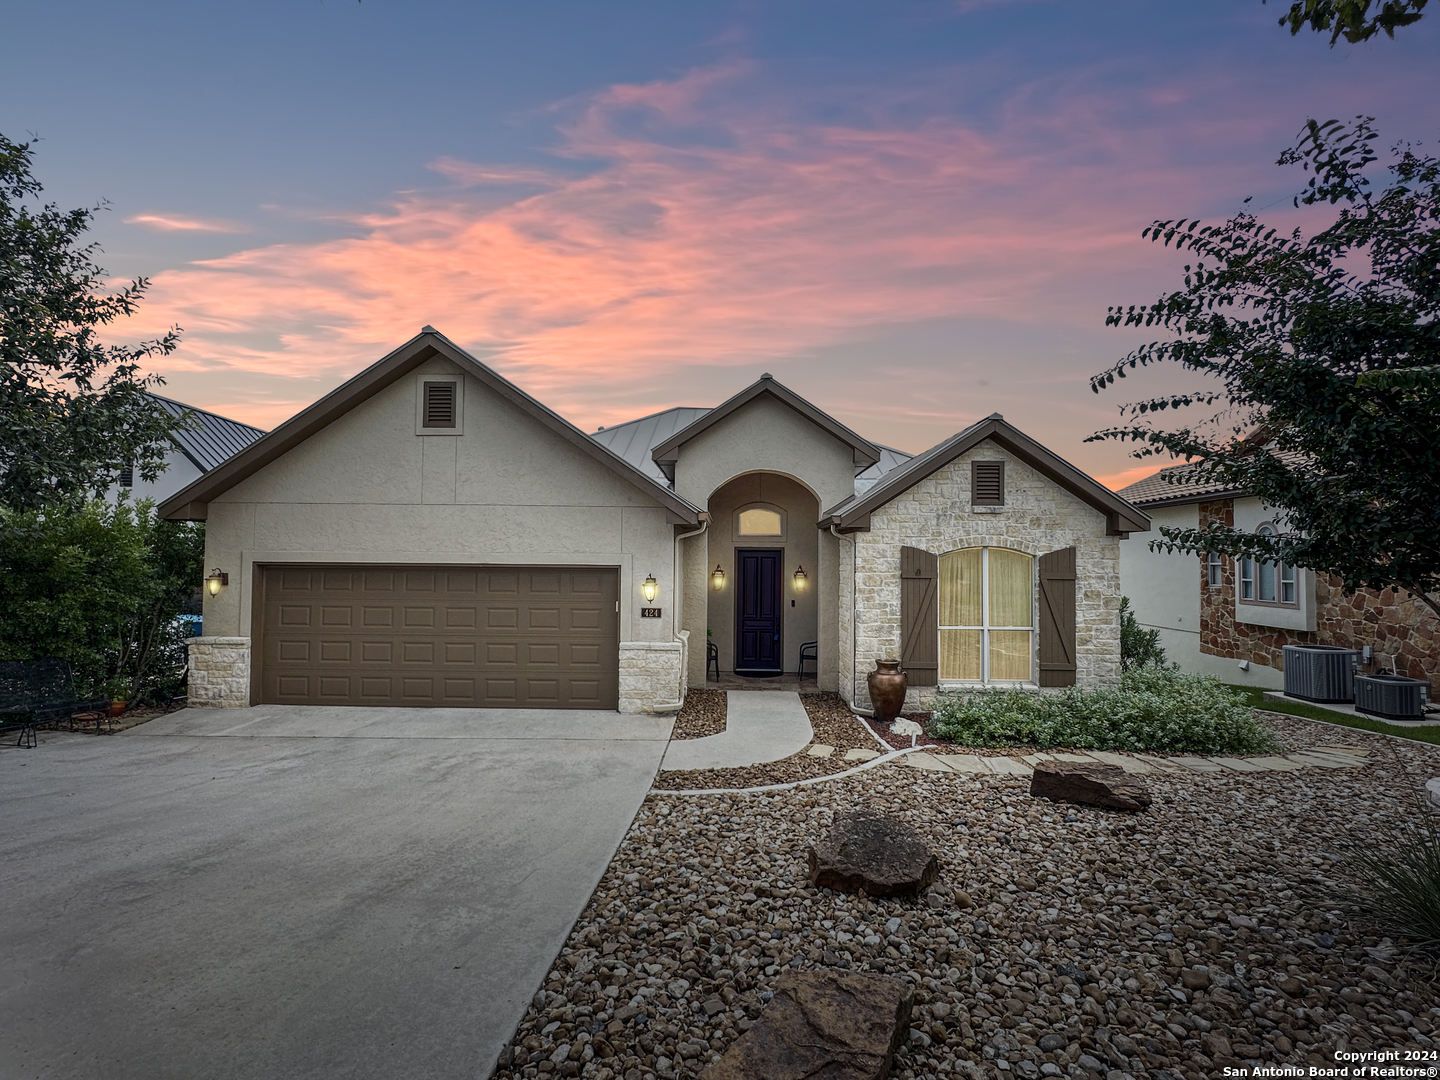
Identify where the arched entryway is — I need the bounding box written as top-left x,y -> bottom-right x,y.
703,472 -> 820,679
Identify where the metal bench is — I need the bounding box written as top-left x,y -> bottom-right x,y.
0,659 -> 108,748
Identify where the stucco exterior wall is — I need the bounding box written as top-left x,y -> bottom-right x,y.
703,472 -> 819,678
671,393 -> 853,691
199,355 -> 684,709
110,445 -> 204,507
850,442 -> 1121,709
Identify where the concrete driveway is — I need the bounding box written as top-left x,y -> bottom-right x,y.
0,705 -> 672,1080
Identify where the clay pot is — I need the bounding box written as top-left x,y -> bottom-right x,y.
108,701 -> 126,717
867,660 -> 908,726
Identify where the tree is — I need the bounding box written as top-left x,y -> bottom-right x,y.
0,133 -> 184,511
1090,117 -> 1440,621
1265,0 -> 1428,44
0,498 -> 204,701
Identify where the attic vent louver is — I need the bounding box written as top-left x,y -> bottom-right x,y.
972,460 -> 1005,506
423,382 -> 457,428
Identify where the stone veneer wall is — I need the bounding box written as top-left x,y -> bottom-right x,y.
187,637 -> 251,708
838,531 -> 856,711
1198,500 -> 1440,692
619,632 -> 688,714
850,446 -> 1122,711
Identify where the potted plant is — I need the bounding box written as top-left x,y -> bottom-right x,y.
104,677 -> 128,718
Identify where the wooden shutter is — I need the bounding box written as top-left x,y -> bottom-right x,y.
972,461 -> 1005,505
423,381 -> 457,428
1038,547 -> 1077,686
900,546 -> 939,686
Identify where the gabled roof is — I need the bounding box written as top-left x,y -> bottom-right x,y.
589,406 -> 712,486
1118,450 -> 1308,507
157,329 -> 702,524
649,374 -> 881,482
148,392 -> 267,472
820,413 -> 1151,536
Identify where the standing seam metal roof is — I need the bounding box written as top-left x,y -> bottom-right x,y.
148,393 -> 268,472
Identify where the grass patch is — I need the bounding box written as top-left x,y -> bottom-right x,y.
929,667 -> 1278,755
1225,685 -> 1440,748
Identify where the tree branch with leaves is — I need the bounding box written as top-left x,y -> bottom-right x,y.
1090,117 -> 1440,622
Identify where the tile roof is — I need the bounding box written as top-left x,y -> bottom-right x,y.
1117,451 -> 1308,506
149,392 -> 267,472
589,407 -> 913,496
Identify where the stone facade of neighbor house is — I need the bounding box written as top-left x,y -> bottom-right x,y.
1196,499 -> 1439,693
850,445 -> 1122,712
163,329 -> 1145,714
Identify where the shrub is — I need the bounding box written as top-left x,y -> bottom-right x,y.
928,666 -> 1278,754
0,498 -> 204,702
1341,813 -> 1440,959
1120,595 -> 1168,672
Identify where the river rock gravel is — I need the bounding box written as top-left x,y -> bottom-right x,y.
492,715 -> 1440,1080
669,691 -> 728,741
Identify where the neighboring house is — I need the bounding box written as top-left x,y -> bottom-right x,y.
1117,464 -> 1439,694
110,393 -> 268,505
159,327 -> 1149,713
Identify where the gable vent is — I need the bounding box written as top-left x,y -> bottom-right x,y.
118,463 -> 134,488
972,460 -> 1005,506
423,382 -> 457,428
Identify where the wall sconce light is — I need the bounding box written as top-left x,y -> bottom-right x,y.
711,565 -> 726,590
793,565 -> 808,590
641,573 -> 659,603
205,568 -> 229,596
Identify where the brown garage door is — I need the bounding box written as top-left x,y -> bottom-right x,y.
256,565 -> 619,709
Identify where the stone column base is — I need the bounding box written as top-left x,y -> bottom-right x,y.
187,637 -> 251,708
619,639 -> 687,714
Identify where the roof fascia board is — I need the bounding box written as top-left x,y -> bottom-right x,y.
650,378 -> 881,471
831,418 -> 1152,536
159,330 -> 699,523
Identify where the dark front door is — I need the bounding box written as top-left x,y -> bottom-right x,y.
735,548 -> 783,675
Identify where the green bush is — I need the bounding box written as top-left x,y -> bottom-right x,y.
1342,812 -> 1440,959
0,499 -> 204,702
928,666 -> 1278,754
1120,595 -> 1168,672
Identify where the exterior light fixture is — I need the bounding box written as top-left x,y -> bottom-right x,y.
793,565 -> 808,590
205,568 -> 229,596
711,565 -> 726,590
641,573 -> 659,603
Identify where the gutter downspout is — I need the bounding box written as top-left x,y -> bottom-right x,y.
654,512 -> 709,712
830,521 -> 868,712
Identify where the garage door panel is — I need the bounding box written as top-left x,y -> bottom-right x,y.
259,565 -> 618,708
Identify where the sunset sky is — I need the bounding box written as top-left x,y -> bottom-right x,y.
4,1 -> 1436,490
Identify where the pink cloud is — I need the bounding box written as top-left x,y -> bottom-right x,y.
125,213 -> 247,233
134,62 -> 1287,439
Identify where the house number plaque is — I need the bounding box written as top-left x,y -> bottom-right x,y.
640,607 -> 662,618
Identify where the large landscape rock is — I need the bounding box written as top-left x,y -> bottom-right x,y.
808,810 -> 939,897
699,969 -> 913,1080
1029,761 -> 1152,811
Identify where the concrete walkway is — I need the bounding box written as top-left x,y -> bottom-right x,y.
0,705 -> 672,1080
660,690 -> 813,770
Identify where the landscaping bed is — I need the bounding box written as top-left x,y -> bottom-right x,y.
494,714 -> 1440,1080
668,691 -> 727,741
653,693 -> 880,791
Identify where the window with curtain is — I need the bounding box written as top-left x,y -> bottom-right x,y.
938,547 -> 1034,682
1206,551 -> 1221,587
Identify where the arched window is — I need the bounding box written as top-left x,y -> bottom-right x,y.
938,547 -> 1034,682
736,507 -> 784,536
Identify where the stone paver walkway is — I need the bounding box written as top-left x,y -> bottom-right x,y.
799,741 -> 1374,779
660,691 -> 813,771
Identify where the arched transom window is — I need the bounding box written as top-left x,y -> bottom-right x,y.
737,507 -> 784,536
938,547 -> 1034,682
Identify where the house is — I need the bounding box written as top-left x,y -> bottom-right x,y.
110,393 -> 267,504
158,328 -> 1150,712
1117,463 -> 1439,694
